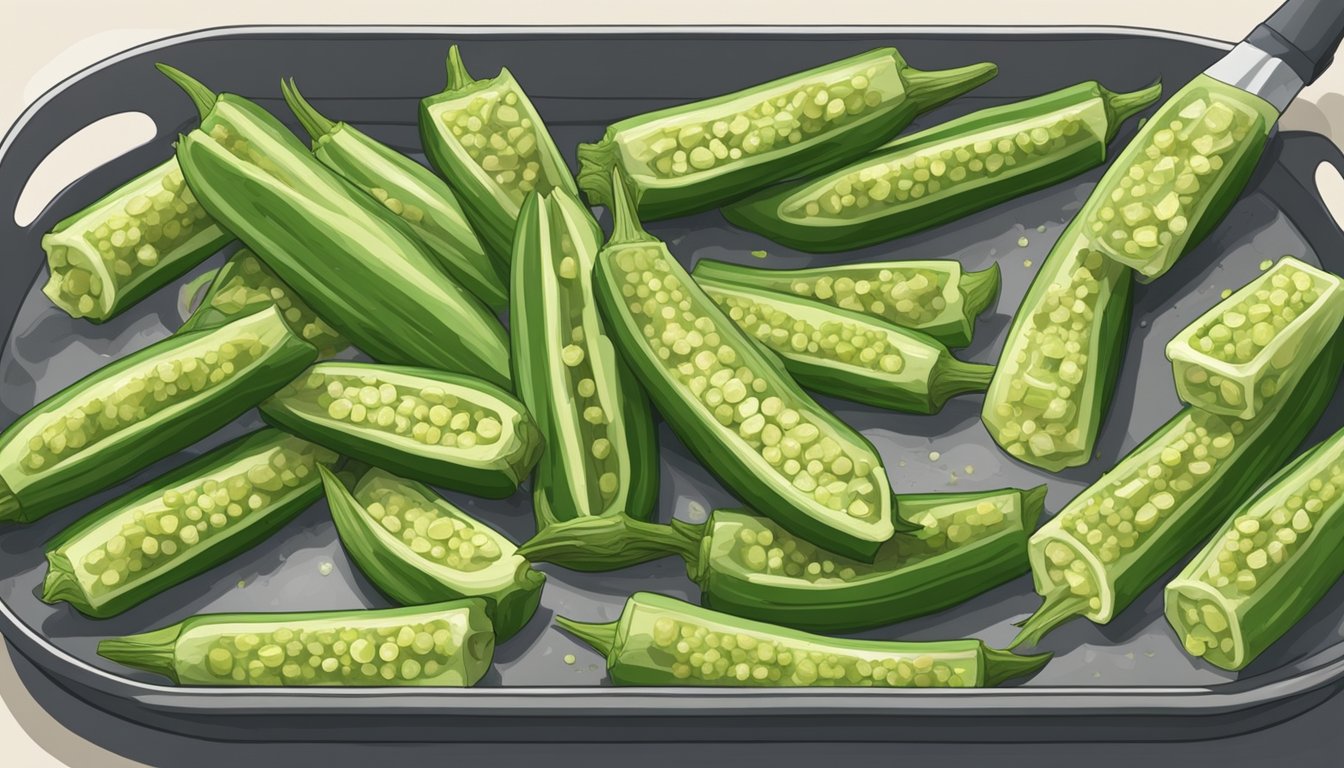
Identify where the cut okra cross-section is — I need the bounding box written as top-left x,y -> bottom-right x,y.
260,362 -> 543,499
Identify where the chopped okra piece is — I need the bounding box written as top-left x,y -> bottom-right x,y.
557,592 -> 1048,687
42,157 -> 234,322
692,258 -> 998,349
1167,256 -> 1343,418
0,306 -> 317,524
179,249 -> 350,358
99,599 -> 494,686
322,466 -> 544,640
43,430 -> 337,618
1166,426 -> 1344,670
578,48 -> 997,220
261,362 -> 543,499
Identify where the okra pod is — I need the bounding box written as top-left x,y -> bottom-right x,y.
43,430 -> 337,618
1167,257 -> 1344,419
281,79 -> 508,310
160,64 -> 511,387
419,46 -> 578,264
724,80 -> 1161,252
260,362 -> 543,499
593,169 -> 895,561
1165,425 -> 1344,671
0,306 -> 316,523
42,157 -> 233,322
523,487 -> 1045,633
178,249 -> 350,359
99,599 -> 494,686
691,258 -> 999,348
578,48 -> 998,220
321,466 -> 544,640
558,592 -> 1049,687
700,280 -> 994,414
1011,328 -> 1344,648
510,188 -> 659,550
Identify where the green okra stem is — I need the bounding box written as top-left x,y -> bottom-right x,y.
518,516 -> 707,573
555,615 -> 620,656
278,78 -> 336,142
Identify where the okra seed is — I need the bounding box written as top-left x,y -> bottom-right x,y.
358,483 -> 504,573
441,85 -> 551,205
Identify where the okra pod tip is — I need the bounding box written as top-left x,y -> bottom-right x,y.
156,63 -> 217,119
1099,80 -> 1163,143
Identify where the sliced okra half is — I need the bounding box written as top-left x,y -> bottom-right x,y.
260,362 -> 543,499
99,599 -> 495,686
43,430 -> 337,618
321,466 -> 544,640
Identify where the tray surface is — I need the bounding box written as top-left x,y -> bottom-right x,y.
2,25 -> 1344,740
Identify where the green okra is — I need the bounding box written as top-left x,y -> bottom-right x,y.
699,279 -> 994,414
557,591 -> 1049,687
261,362 -> 543,499
578,48 -> 998,220
43,430 -> 337,618
42,157 -> 233,322
419,45 -> 578,265
0,306 -> 317,524
99,599 -> 495,686
691,258 -> 1000,349
321,466 -> 544,641
160,64 -> 511,387
510,187 -> 659,555
724,80 -> 1161,252
281,79 -> 508,311
1165,425 -> 1344,671
592,169 -> 895,561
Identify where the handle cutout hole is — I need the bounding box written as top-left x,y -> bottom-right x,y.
13,111 -> 157,228
1315,160 -> 1344,234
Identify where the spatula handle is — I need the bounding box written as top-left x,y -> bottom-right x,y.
1248,0 -> 1344,85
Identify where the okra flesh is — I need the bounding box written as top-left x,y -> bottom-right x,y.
725,81 -> 1160,251
1167,257 -> 1344,419
1166,428 -> 1344,671
1085,76 -> 1277,281
594,173 -> 894,561
43,430 -> 336,618
1014,330 -> 1344,647
701,281 -> 993,414
261,362 -> 543,498
42,158 -> 233,322
0,307 -> 316,523
511,190 -> 658,529
419,46 -> 578,263
699,487 -> 1044,631
323,467 -> 544,640
578,48 -> 997,219
178,249 -> 349,359
560,592 -> 1047,687
99,600 -> 495,686
691,258 -> 999,348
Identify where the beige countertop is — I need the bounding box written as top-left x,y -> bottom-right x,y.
2,2 -> 1342,765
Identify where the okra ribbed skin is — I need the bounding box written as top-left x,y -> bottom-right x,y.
725,80 -> 1161,252
43,430 -> 336,618
510,188 -> 659,540
178,249 -> 350,359
419,46 -> 578,265
160,65 -> 512,387
260,362 -> 543,499
1012,328 -> 1344,648
557,592 -> 1048,687
1165,426 -> 1344,671
1167,257 -> 1344,419
0,306 -> 317,524
99,599 -> 495,686
691,258 -> 999,348
578,48 -> 997,220
700,281 -> 994,414
42,157 -> 234,322
321,466 -> 544,641
593,170 -> 895,561
281,80 -> 508,311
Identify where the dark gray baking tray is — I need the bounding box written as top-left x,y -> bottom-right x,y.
2,25 -> 1344,743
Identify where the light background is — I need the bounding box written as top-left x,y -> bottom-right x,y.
2,1 -> 1344,766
